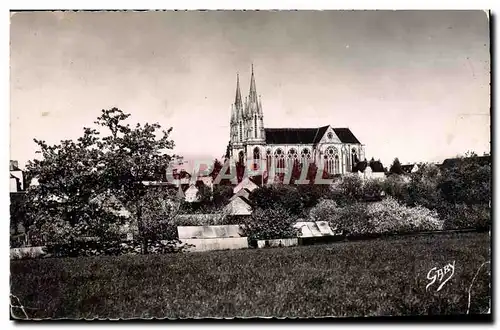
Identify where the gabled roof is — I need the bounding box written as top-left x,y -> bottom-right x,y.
264,126 -> 360,145
354,160 -> 385,173
401,164 -> 416,173
440,156 -> 491,169
238,196 -> 252,206
230,187 -> 251,201
332,128 -> 361,144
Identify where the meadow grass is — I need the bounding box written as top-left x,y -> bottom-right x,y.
10,232 -> 490,319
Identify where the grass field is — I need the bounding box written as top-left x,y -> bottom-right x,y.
10,232 -> 490,319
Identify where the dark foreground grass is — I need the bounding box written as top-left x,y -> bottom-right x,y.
10,232 -> 490,319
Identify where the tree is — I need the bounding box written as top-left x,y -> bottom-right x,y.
224,142 -> 231,160
131,186 -> 182,249
95,109 -> 177,253
438,154 -> 491,205
296,184 -> 331,209
248,185 -> 304,216
241,206 -> 300,241
210,159 -> 224,181
26,126 -> 124,249
26,108 -> 178,254
330,174 -> 364,205
212,185 -> 233,208
389,158 -> 404,175
195,181 -> 213,204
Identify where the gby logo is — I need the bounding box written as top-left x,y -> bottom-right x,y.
426,261 -> 456,292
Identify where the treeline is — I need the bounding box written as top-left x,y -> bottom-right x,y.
239,154 -> 490,241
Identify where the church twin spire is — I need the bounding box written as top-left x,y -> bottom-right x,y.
230,64 -> 265,145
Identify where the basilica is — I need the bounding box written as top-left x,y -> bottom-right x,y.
228,66 -> 365,176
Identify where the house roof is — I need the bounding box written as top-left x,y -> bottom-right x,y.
441,156 -> 491,169
401,164 -> 416,173
264,126 -> 361,145
231,195 -> 252,206
354,160 -> 385,173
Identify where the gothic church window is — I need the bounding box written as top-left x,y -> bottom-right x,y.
252,147 -> 261,171
239,122 -> 242,141
324,147 -> 339,175
300,148 -> 311,165
274,148 -> 285,169
287,148 -> 298,166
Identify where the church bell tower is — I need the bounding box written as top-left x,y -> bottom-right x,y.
229,65 -> 266,163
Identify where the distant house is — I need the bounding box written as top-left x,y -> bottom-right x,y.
353,160 -> 385,180
9,160 -> 24,192
401,164 -> 419,174
184,184 -> 201,203
10,174 -> 21,193
224,196 -> 253,216
233,177 -> 259,195
440,155 -> 491,170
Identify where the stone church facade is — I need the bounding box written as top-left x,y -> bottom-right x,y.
228,66 -> 365,176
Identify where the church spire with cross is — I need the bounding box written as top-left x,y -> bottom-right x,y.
244,64 -> 265,142
249,63 -> 258,104
235,72 -> 243,110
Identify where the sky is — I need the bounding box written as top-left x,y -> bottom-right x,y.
10,10 -> 490,169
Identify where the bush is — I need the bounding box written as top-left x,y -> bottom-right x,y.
367,197 -> 443,234
241,206 -> 300,241
382,175 -> 411,204
362,178 -> 384,202
322,197 -> 443,237
249,185 -> 304,216
326,202 -> 374,236
10,246 -> 46,260
438,203 -> 491,231
309,199 -> 338,223
43,237 -> 187,258
296,184 -> 331,209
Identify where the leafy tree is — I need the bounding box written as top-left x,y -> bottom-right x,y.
330,174 -> 364,205
212,185 -> 233,208
389,158 -> 404,175
131,186 -> 182,248
10,193 -> 30,235
26,108 -> 178,254
438,154 -> 491,205
249,185 -> 304,216
241,206 -> 300,241
195,181 -> 213,204
224,142 -> 231,160
362,178 -> 384,202
26,127 -> 124,249
405,163 -> 443,210
296,184 -> 331,209
382,174 -> 410,204
210,159 -> 224,181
